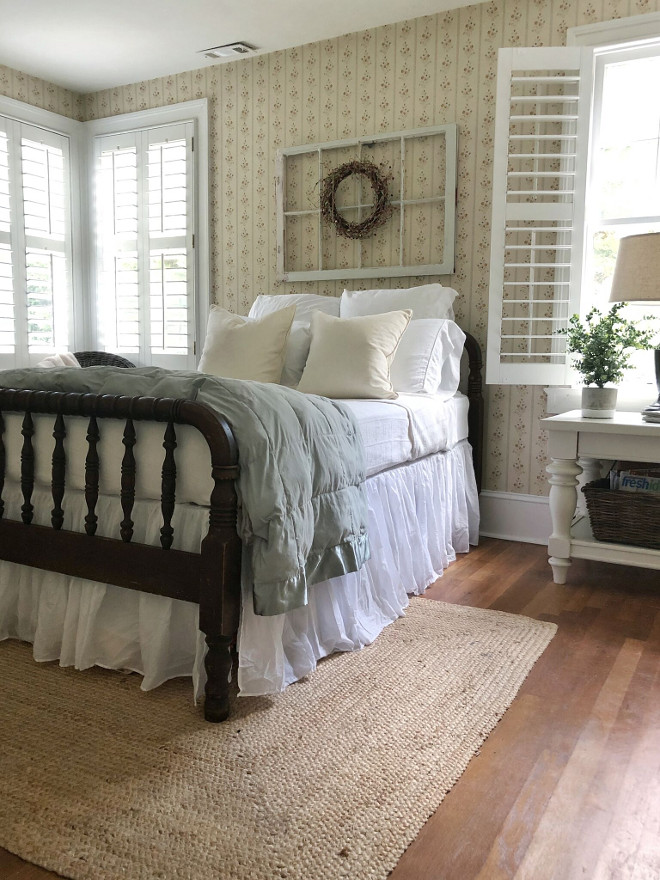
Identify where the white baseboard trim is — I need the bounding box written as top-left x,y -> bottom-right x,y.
479,491 -> 551,546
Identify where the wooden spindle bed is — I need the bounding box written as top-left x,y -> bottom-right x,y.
0,333 -> 484,722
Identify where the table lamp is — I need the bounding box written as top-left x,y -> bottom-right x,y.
609,231 -> 660,416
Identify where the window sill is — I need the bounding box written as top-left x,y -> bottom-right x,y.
545,385 -> 658,415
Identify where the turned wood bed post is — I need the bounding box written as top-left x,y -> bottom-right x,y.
182,401 -> 242,724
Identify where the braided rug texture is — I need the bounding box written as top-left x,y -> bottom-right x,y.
0,597 -> 556,880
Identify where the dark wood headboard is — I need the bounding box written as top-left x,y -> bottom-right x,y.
463,332 -> 484,494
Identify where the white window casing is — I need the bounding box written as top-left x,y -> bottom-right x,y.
94,123 -> 195,369
87,100 -> 208,371
0,96 -> 210,370
0,97 -> 82,368
488,14 -> 660,395
486,46 -> 594,387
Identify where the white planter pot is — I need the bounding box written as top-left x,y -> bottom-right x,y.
581,386 -> 618,419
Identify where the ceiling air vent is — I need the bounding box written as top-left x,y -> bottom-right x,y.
200,42 -> 257,59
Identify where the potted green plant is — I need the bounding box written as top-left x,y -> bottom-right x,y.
558,302 -> 656,418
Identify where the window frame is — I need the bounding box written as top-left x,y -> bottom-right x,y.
549,13 -> 660,412
0,97 -> 208,368
85,100 -> 209,369
0,95 -> 85,366
487,13 -> 660,397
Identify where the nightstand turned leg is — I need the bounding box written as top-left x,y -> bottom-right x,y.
547,458 -> 583,584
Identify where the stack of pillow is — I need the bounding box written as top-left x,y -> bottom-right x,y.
197,283 -> 466,400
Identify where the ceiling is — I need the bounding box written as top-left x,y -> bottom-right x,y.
0,0 -> 482,94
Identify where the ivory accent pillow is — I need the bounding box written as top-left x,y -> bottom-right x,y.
390,319 -> 466,396
198,305 -> 296,382
297,309 -> 412,400
340,283 -> 457,321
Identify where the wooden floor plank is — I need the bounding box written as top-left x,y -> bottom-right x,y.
474,747 -> 566,880
589,653 -> 660,880
3,538 -> 660,880
512,638 -> 644,880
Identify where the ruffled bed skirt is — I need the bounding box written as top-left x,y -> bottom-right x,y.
0,441 -> 479,698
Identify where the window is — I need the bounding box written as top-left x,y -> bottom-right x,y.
582,44 -> 660,383
88,102 -> 208,371
0,100 -> 78,368
0,97 -> 207,370
94,123 -> 196,368
487,14 -> 660,388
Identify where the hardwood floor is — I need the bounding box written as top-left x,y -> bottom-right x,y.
2,538 -> 659,879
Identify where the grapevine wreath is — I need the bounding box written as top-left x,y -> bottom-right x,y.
320,159 -> 393,240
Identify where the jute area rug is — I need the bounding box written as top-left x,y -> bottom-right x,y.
0,598 -> 556,880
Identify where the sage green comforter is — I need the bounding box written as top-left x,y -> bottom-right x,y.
0,366 -> 370,616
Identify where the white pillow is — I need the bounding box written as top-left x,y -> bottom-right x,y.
340,284 -> 457,321
437,321 -> 467,398
280,322 -> 312,387
198,305 -> 296,382
390,319 -> 466,396
249,294 -> 340,386
249,293 -> 340,323
36,352 -> 81,368
297,310 -> 411,400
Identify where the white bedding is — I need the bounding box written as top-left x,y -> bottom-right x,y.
342,392 -> 469,477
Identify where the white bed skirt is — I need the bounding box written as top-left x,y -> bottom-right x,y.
0,440 -> 479,699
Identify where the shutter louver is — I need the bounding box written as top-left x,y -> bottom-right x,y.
487,47 -> 593,386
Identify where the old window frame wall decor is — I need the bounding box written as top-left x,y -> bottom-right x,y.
276,125 -> 458,282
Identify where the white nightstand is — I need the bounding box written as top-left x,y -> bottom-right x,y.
541,410 -> 660,584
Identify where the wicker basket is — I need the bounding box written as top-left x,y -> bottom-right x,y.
582,478 -> 660,550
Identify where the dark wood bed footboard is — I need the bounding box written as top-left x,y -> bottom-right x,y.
0,389 -> 241,723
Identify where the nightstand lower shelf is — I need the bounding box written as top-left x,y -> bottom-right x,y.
569,516 -> 660,571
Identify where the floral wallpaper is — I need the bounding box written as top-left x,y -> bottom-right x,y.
1,0 -> 658,497
0,65 -> 82,119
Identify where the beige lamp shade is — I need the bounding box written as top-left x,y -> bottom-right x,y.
609,232 -> 660,303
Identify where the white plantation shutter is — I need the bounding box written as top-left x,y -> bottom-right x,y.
0,123 -> 13,354
97,135 -> 139,353
148,136 -> 190,358
21,127 -> 71,354
0,115 -> 73,366
95,122 -> 195,369
487,47 -> 594,386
